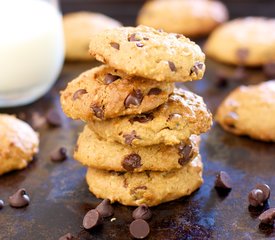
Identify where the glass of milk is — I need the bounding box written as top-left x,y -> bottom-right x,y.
0,0 -> 64,107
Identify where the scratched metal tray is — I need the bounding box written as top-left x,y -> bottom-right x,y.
0,57 -> 274,240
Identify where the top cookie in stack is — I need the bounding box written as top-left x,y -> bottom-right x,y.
60,25 -> 212,206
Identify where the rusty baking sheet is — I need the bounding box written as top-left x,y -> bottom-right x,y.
0,59 -> 274,240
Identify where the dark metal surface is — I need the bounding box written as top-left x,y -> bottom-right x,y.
0,55 -> 275,239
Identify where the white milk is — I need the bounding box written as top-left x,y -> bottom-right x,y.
0,0 -> 64,107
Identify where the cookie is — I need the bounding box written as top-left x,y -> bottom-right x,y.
86,154 -> 203,206
205,17 -> 275,66
137,0 -> 228,38
216,80 -> 275,142
89,25 -> 205,82
0,114 -> 39,175
63,12 -> 121,61
60,65 -> 174,121
74,125 -> 199,172
90,88 -> 212,146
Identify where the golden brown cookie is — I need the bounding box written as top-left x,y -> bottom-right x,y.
74,125 -> 200,172
60,65 -> 174,121
86,154 -> 203,206
63,12 -> 122,61
0,114 -> 39,175
205,17 -> 275,66
90,88 -> 212,146
216,80 -> 275,142
89,25 -> 205,82
137,0 -> 228,37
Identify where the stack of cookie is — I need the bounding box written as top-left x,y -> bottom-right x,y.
61,25 -> 212,206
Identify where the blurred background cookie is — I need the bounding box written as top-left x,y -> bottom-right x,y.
0,114 -> 39,175
137,0 -> 228,38
205,17 -> 275,66
63,11 -> 122,61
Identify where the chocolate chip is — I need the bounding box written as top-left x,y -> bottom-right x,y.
168,61 -> 177,72
263,62 -> 275,78
190,62 -> 204,75
30,112 -> 47,130
58,233 -> 76,240
8,188 -> 30,208
123,130 -> 140,145
136,42 -> 144,48
110,42 -> 120,50
215,171 -> 232,190
95,199 -> 114,218
72,89 -> 87,100
215,73 -> 229,89
91,104 -> 104,119
124,90 -> 143,108
224,112 -> 238,128
168,113 -> 182,121
175,34 -> 183,39
104,74 -> 120,85
128,33 -> 139,42
129,219 -> 150,239
257,184 -> 271,200
258,208 -> 275,225
148,88 -> 162,96
122,154 -> 142,171
83,209 -> 102,230
157,29 -> 163,32
143,37 -> 149,41
236,48 -> 249,62
0,200 -> 4,209
46,109 -> 62,127
129,113 -> 154,124
248,184 -> 270,207
178,143 -> 193,165
132,204 -> 152,220
50,147 -> 68,162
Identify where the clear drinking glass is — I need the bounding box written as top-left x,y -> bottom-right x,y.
0,0 -> 64,107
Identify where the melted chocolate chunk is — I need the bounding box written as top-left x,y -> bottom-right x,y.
129,219 -> 150,239
168,61 -> 177,72
72,89 -> 87,100
8,188 -> 30,208
143,37 -> 149,41
122,154 -> 142,171
104,74 -> 120,85
190,62 -> 204,75
168,113 -> 182,121
178,143 -> 193,165
95,199 -> 114,218
132,204 -> 152,220
91,104 -> 104,119
124,90 -> 143,108
148,88 -> 162,96
50,147 -> 68,162
123,130 -> 140,145
83,209 -> 102,230
128,33 -> 139,42
215,171 -> 232,190
110,42 -> 120,50
129,113 -> 154,124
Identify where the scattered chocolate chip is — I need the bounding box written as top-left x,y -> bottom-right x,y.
143,37 -> 149,41
168,61 -> 177,72
136,42 -> 144,48
257,184 -> 271,200
190,62 -> 204,75
236,48 -> 249,62
0,200 -> 4,209
263,62 -> 275,78
215,171 -> 232,190
123,130 -> 140,145
128,33 -> 139,42
248,184 -> 270,207
215,73 -> 229,88
104,74 -> 120,85
110,42 -> 120,50
83,209 -> 102,230
122,154 -> 142,171
129,113 -> 154,124
124,90 -> 143,108
132,204 -> 152,220
91,104 -> 104,119
8,188 -> 30,208
178,143 -> 193,165
129,219 -> 150,239
95,199 -> 114,218
58,233 -> 76,240
148,88 -> 162,96
72,89 -> 87,100
50,147 -> 68,162
258,208 -> 275,225
46,109 -> 62,127
30,112 -> 47,130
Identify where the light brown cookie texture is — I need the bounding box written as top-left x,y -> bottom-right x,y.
74,125 -> 200,172
205,17 -> 275,66
60,65 -> 174,121
86,155 -> 203,206
137,0 -> 228,37
63,12 -> 122,61
89,25 -> 205,82
0,114 -> 39,175
216,80 -> 275,142
90,88 -> 212,146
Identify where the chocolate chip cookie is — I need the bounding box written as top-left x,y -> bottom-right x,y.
86,154 -> 203,206
89,88 -> 212,146
74,125 -> 200,172
0,114 -> 39,175
216,80 -> 275,142
60,65 -> 174,121
89,25 -> 205,82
